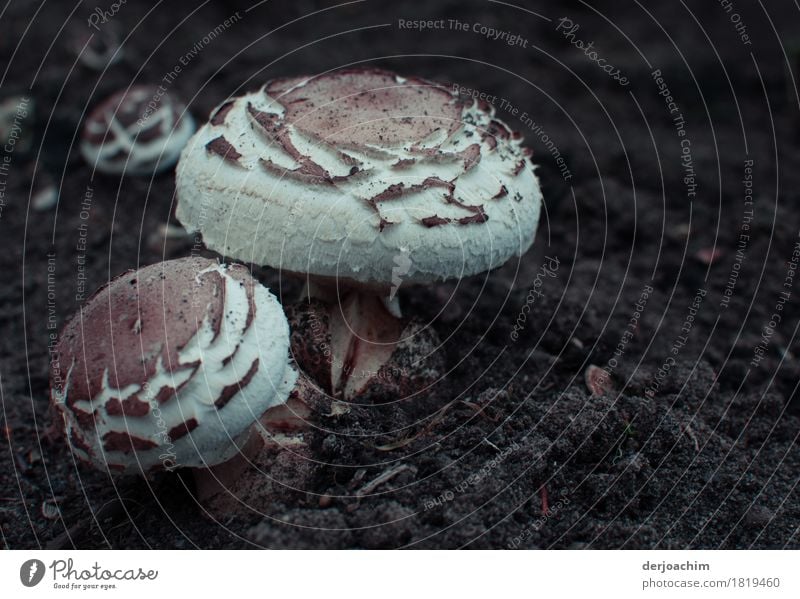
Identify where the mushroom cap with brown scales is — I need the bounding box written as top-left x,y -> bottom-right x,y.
49,256 -> 297,475
174,68 -> 542,289
81,85 -> 195,176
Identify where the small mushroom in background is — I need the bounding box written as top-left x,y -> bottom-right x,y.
81,85 -> 195,176
49,256 -> 331,515
0,94 -> 35,155
584,364 -> 614,397
175,68 -> 543,400
67,21 -> 125,71
694,247 -> 724,265
31,180 -> 59,212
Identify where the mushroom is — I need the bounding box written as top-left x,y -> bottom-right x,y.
67,21 -> 124,71
175,68 -> 542,399
81,85 -> 195,175
49,256 -> 328,512
0,95 -> 34,155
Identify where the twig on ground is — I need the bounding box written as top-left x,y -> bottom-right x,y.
356,464 -> 417,498
540,486 -> 549,516
482,438 -> 501,453
375,400 -> 459,451
685,425 -> 700,453
46,495 -> 137,549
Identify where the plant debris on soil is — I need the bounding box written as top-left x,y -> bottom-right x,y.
1,1 -> 799,549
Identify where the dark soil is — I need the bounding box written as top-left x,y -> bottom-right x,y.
2,0 -> 799,549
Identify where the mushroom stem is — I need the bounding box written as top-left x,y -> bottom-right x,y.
192,374 -> 324,514
301,279 -> 403,316
298,281 -> 405,399
329,291 -> 403,400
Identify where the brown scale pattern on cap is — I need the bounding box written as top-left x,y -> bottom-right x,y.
259,157 -> 334,185
421,212 -> 488,227
482,134 -> 498,151
418,176 -> 455,194
391,158 -> 416,169
458,212 -> 489,225
366,176 -> 488,225
492,185 -> 508,200
266,68 -> 461,146
377,217 -> 395,232
488,119 -> 512,141
247,103 -> 361,171
444,194 -> 485,215
150,374 -> 199,405
102,431 -> 158,453
71,408 -> 96,430
83,85 -> 186,145
210,101 -> 234,126
421,215 -> 450,228
406,143 -> 482,172
370,183 -> 406,202
459,143 -> 482,170
246,103 -> 364,186
246,102 -> 282,138
206,135 -> 242,163
51,257 -> 226,409
205,68 -> 533,232
106,396 -> 149,417
168,418 -> 199,440
69,430 -> 92,455
214,358 -> 260,409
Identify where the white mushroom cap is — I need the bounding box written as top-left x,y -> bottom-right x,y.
49,257 -> 297,475
175,68 -> 542,288
81,85 -> 195,176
